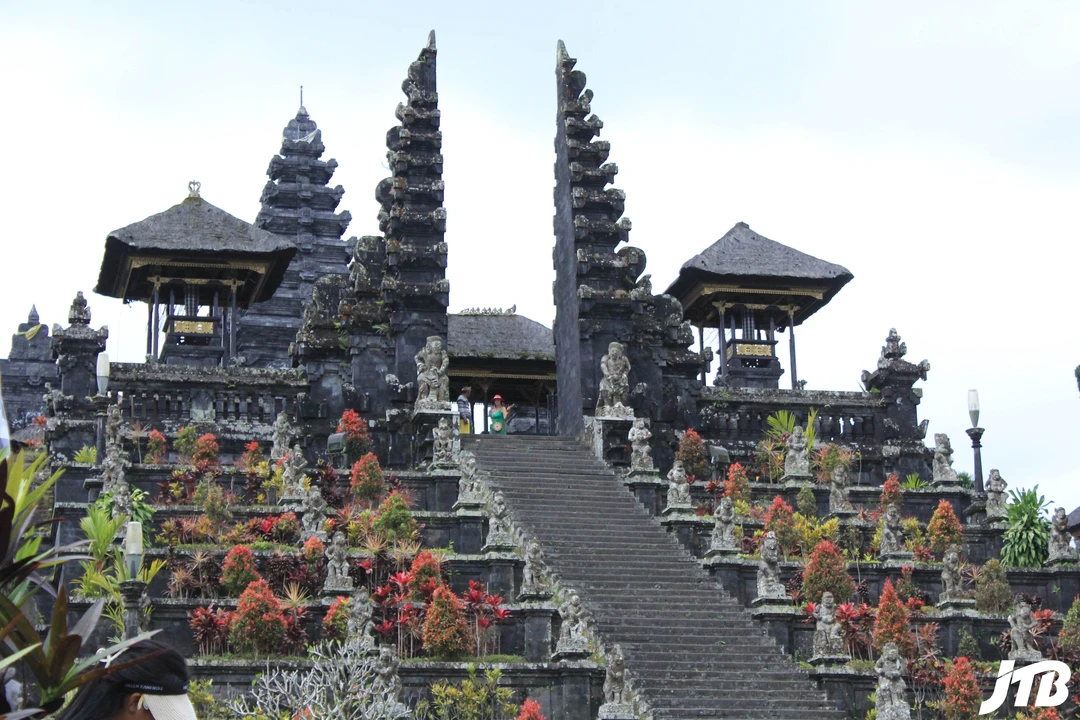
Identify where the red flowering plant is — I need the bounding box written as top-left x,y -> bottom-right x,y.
907,622 -> 946,711
880,474 -> 903,510
835,602 -> 875,660
422,585 -> 470,659
764,495 -> 798,559
873,579 -> 916,659
336,409 -> 373,463
188,604 -> 232,655
406,550 -> 443,602
302,535 -> 325,567
676,429 -> 710,481
280,583 -> 310,655
722,463 -> 750,505
517,699 -> 546,720
941,656 -> 980,720
191,433 -> 220,465
221,545 -> 261,596
322,596 -> 350,642
147,429 -> 168,464
802,540 -> 855,604
927,499 -> 963,558
350,452 -> 385,504
229,578 -> 287,656
266,511 -> 301,544
462,580 -> 511,657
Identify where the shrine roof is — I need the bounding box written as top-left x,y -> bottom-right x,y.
449,313 -> 554,362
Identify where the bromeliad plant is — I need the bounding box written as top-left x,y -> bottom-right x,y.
1001,486 -> 1052,568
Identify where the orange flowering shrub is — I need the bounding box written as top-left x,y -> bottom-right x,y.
350,452 -> 385,502
222,545 -> 261,596
873,579 -> 915,658
676,429 -> 710,479
942,656 -> 981,720
723,463 -> 750,505
229,578 -> 286,655
422,585 -> 470,659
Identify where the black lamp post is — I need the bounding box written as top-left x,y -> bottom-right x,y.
965,389 -> 985,494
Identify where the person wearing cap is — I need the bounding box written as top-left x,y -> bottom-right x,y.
457,386 -> 472,434
488,395 -> 514,435
59,640 -> 197,720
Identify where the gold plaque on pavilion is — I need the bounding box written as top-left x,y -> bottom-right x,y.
173,320 -> 215,335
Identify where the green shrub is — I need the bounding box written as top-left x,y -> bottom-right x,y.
802,540 -> 854,604
796,485 -> 817,519
230,578 -> 286,655
974,559 -> 1011,613
373,491 -> 418,542
1058,596 -> 1080,656
422,585 -> 469,659
1001,487 -> 1051,568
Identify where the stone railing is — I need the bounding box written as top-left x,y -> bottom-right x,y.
109,363 -> 308,429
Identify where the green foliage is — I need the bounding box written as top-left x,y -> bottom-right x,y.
414,665 -> 519,720
79,504 -> 126,568
974,559 -> 1012,613
422,585 -> 470,659
1075,364 -> 1080,394
802,540 -> 855,604
901,473 -> 927,489
1001,486 -> 1051,568
764,409 -> 817,451
373,491 -> 418,543
193,476 -> 232,528
1057,596 -> 1080,656
796,485 -> 817,519
73,444 -> 97,464
94,487 -> 154,544
174,425 -> 198,460
957,628 -> 981,660
188,679 -> 230,720
792,514 -> 839,558
956,472 -> 974,490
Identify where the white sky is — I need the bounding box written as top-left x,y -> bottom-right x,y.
1,2 -> 1078,509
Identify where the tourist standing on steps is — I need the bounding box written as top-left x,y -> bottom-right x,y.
489,394 -> 514,435
457,386 -> 472,434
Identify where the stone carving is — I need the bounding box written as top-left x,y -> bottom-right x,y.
874,642 -> 911,720
879,505 -> 912,559
372,645 -> 402,701
939,546 -> 966,604
706,496 -> 739,557
454,451 -> 483,509
932,433 -> 959,486
69,291 -> 92,326
628,418 -> 654,473
784,425 -> 810,477
323,532 -> 353,593
986,469 -> 1008,522
556,592 -> 589,655
346,590 -> 378,653
600,644 -> 632,718
596,342 -> 633,419
483,491 -> 514,550
414,335 -> 450,410
812,592 -> 846,659
432,416 -> 456,467
458,306 -> 516,316
300,488 -> 328,541
756,532 -> 786,601
281,443 -> 307,502
1008,600 -> 1042,661
520,538 -> 552,598
664,460 -> 692,512
1047,507 -> 1078,565
43,382 -> 70,418
101,405 -> 132,518
270,411 -> 292,461
829,465 -> 854,515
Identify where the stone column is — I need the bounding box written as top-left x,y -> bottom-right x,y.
119,579 -> 147,640
787,310 -> 798,390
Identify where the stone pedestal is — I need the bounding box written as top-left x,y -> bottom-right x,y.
622,473 -> 664,515
584,416 -> 634,466
598,703 -> 635,720
1009,649 -> 1043,663
963,498 -> 987,526
411,406 -> 457,468
780,474 -> 814,487
704,545 -> 740,560
301,530 -> 328,543
808,654 -> 850,667
750,595 -> 791,610
827,509 -> 858,523
880,551 -> 915,562
936,597 -> 975,612
517,602 -> 557,663
322,576 -> 354,595
551,639 -> 590,662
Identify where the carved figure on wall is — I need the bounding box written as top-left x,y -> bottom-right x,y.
628,418 -> 654,473
829,465 -> 854,514
324,532 -> 353,592
432,416 -> 456,467
301,488 -> 328,539
596,342 -> 632,418
346,590 -> 378,653
707,496 -> 739,556
484,491 -> 513,549
557,592 -> 588,653
1008,601 -> 1041,661
281,443 -> 308,501
602,644 -> 629,706
271,411 -> 292,461
757,531 -> 786,600
665,461 -> 692,511
932,433 -> 959,486
879,505 -> 910,558
1048,507 -> 1078,564
874,642 -> 911,720
939,546 -> 964,603
414,335 -> 450,410
520,538 -> 551,598
455,451 -> 482,508
784,425 -> 810,477
986,469 -> 1008,521
812,592 -> 846,658
372,646 -> 402,700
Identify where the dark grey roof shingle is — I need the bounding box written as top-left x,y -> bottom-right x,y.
677,222 -> 852,282
448,314 -> 554,361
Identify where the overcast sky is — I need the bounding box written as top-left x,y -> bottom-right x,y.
2,2 -> 1078,509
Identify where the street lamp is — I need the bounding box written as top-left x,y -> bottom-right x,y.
965,389 -> 985,494
96,352 -> 110,394
119,521 -> 147,639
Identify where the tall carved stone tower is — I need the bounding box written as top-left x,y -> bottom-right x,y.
379,31 -> 449,385
239,107 -> 352,368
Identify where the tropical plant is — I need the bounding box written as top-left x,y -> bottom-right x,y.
516,698 -> 546,720
191,433 -> 220,465
802,540 -> 855,604
764,409 -> 817,450
1001,486 -> 1052,568
1058,595 -> 1080,656
374,492 -> 418,543
229,578 -> 286,655
413,666 -> 519,720
764,496 -> 797,560
125,420 -> 147,463
956,471 -> 974,490
337,409 -> 373,463
174,425 -> 198,461
189,604 -> 232,655
351,452 -> 385,503
422,585 -> 470,659
942,656 -> 981,720
146,429 -> 167,464
975,559 -> 1012,613
722,463 -> 750,505
222,545 -> 262,596
879,474 -> 903,510
796,485 -> 817,519
676,429 -> 710,479
927,499 -> 963,557
94,486 -> 154,543
901,473 -> 927,490
811,443 -> 854,483
73,444 -> 97,464
322,596 -> 351,642
873,579 -> 915,658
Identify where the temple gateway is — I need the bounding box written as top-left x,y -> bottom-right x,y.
2,32 -> 1069,720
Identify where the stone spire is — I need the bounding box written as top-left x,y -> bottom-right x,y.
27,305 -> 39,326
380,30 -> 449,384
238,105 -> 353,368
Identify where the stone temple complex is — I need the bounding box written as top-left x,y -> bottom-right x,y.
3,32 -> 1077,720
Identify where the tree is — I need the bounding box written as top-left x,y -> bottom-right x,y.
676,429 -> 710,480
230,579 -> 286,655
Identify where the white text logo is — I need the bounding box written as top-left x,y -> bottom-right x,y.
979,660 -> 1070,715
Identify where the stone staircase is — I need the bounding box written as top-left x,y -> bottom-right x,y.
466,434 -> 846,720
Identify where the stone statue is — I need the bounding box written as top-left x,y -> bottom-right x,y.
664,460 -> 692,512
939,546 -> 964,603
628,418 -> 654,473
1008,600 -> 1041,661
281,443 -> 308,502
707,496 -> 739,557
812,592 -> 846,659
784,425 -> 810,477
346,590 -> 378,653
101,412 -> 132,519
557,592 -> 588,654
756,532 -> 786,601
414,335 -> 450,410
43,382 -> 66,417
602,644 -> 630,708
1047,507 -> 1078,565
455,451 -> 483,509
596,342 -> 632,419
874,642 -> 911,720
323,532 -> 353,593
432,416 -> 456,467
986,469 -> 1008,522
829,465 -> 853,514
270,411 -> 292,461
932,433 -> 959,486
372,645 -> 402,701
484,491 -> 513,550
300,488 -> 328,539
520,538 -> 551,598
69,291 -> 92,325
879,505 -> 911,559
105,404 -> 123,445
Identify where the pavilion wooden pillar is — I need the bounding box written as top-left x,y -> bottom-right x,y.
229,287 -> 238,360
151,284 -> 160,358
145,298 -> 153,355
788,309 -> 798,390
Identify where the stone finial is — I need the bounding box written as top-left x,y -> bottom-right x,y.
187,181 -> 201,198
27,305 -> 39,326
68,292 -> 91,326
874,642 -> 911,720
